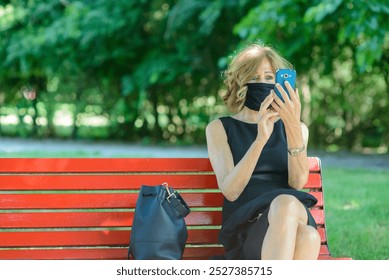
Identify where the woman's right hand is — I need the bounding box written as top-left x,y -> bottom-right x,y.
256,94 -> 280,143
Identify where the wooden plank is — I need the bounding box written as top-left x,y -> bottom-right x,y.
0,174 -> 219,190
0,192 -> 224,209
0,247 -> 339,260
310,209 -> 324,226
183,246 -> 224,258
317,227 -> 327,243
0,157 -> 321,173
0,158 -> 214,173
0,247 -> 227,260
0,212 -> 134,228
318,256 -> 352,260
0,193 -> 138,209
0,157 -> 319,181
0,211 -> 223,228
308,157 -> 321,172
304,173 -> 322,189
0,248 -> 129,260
0,173 -> 319,191
0,227 -> 326,248
0,228 -> 324,247
0,229 -> 221,247
319,245 -> 330,255
0,191 -> 320,209
187,229 -> 220,244
0,231 -> 130,247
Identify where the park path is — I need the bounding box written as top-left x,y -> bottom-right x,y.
1,137 -> 388,170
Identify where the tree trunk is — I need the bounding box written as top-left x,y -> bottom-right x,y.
71,87 -> 82,139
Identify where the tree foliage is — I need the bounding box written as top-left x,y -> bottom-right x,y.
0,0 -> 388,151
233,0 -> 388,150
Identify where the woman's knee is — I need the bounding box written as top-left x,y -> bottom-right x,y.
268,194 -> 307,224
297,225 -> 320,245
294,225 -> 321,259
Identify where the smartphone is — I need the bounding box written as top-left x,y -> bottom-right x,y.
274,69 -> 296,102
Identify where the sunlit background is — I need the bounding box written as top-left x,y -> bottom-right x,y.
0,0 -> 388,152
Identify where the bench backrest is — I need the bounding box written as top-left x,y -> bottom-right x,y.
0,157 -> 330,259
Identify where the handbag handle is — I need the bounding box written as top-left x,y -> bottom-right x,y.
162,182 -> 190,217
162,182 -> 173,199
162,182 -> 177,203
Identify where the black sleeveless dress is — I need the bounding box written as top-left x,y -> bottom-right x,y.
217,116 -> 317,259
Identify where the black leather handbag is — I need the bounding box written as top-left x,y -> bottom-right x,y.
128,183 -> 191,260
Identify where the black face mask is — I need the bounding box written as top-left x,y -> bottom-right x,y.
244,83 -> 275,111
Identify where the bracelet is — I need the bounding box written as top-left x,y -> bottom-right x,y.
287,145 -> 305,156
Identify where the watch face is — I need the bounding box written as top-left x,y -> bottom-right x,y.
289,148 -> 301,156
288,145 -> 305,156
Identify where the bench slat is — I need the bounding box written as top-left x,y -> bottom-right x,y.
0,247 -> 223,260
0,175 -> 219,190
0,245 -> 331,260
308,157 -> 321,172
0,247 -> 226,260
0,173 -> 320,191
0,188 -> 322,213
304,173 -> 322,189
0,157 -> 321,173
0,209 -> 324,228
0,193 -> 224,209
0,248 -> 129,260
0,231 -> 130,247
0,157 -> 320,174
0,191 -> 322,209
0,228 -> 327,247
0,229 -> 221,246
0,211 -> 223,227
0,158 -> 214,173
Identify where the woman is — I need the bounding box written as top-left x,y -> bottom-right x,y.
205,43 -> 321,260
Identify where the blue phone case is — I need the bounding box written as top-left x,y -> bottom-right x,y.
275,69 -> 296,102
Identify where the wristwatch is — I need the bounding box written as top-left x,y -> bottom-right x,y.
288,145 -> 305,156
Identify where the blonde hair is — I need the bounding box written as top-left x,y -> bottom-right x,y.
222,43 -> 293,112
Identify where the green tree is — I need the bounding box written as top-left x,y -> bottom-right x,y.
1,0 -> 388,151
234,0 -> 389,150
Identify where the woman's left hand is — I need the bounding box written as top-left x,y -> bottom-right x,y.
270,81 -> 301,129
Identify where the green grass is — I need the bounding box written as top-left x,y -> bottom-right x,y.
322,167 -> 389,260
0,150 -> 104,158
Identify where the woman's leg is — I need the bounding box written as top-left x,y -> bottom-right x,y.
293,224 -> 321,259
261,194 -> 313,259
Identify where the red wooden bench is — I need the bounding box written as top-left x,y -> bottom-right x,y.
0,157 -> 351,260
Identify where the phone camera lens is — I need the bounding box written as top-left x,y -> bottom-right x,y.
284,74 -> 289,78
